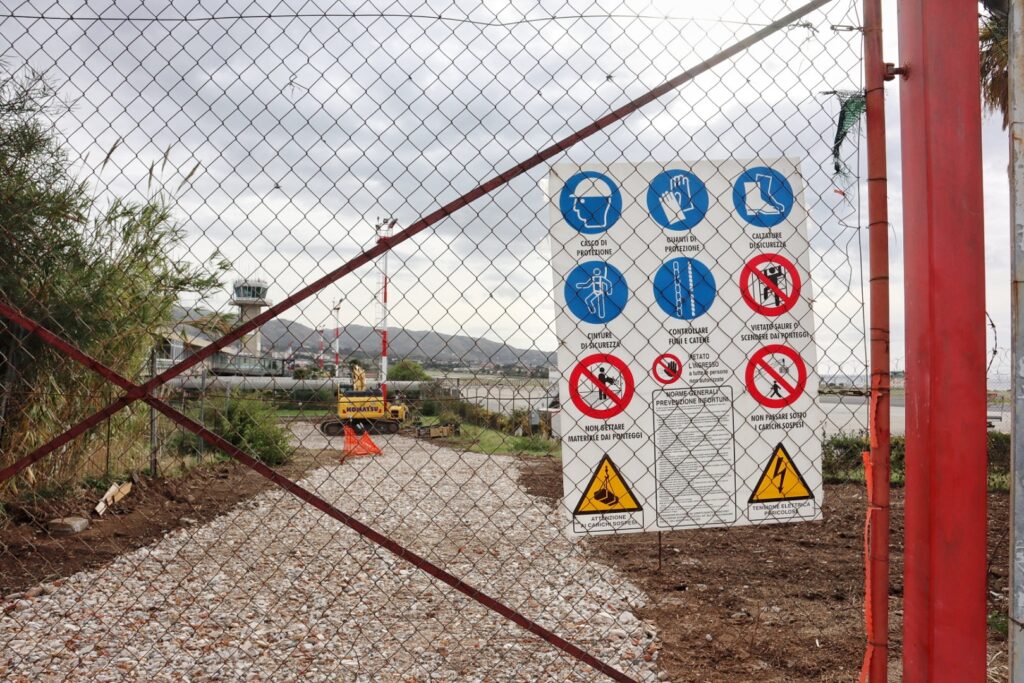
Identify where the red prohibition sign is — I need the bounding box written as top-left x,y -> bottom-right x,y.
739,253 -> 802,316
568,353 -> 635,419
745,344 -> 808,409
651,353 -> 683,385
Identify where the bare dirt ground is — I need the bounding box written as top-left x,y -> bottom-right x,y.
0,449 -> 330,595
518,455 -> 1010,682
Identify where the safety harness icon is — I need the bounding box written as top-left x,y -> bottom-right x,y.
564,261 -> 628,323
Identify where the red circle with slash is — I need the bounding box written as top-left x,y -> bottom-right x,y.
745,344 -> 808,409
739,253 -> 802,316
568,353 -> 635,419
651,353 -> 683,385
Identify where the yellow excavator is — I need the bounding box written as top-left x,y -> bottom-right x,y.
319,364 -> 408,436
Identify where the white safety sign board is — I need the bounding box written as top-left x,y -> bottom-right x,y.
549,158 -> 822,536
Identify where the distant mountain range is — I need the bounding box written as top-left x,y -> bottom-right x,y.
173,307 -> 554,367
261,318 -> 554,367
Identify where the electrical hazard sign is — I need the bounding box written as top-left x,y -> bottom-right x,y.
748,443 -> 818,522
550,158 -> 823,537
749,443 -> 813,503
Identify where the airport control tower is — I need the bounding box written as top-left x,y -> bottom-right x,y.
230,278 -> 271,355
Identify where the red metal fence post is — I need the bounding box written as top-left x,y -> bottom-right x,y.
898,1 -> 988,680
863,0 -> 890,678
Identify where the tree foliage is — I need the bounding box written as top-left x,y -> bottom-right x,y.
979,4 -> 1008,129
388,359 -> 431,381
0,66 -> 228,492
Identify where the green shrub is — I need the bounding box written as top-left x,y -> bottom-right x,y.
173,394 -> 291,466
418,399 -> 438,417
822,431 -> 992,483
425,399 -> 540,436
988,431 -> 1010,474
277,387 -> 334,411
822,431 -> 868,474
890,435 -> 906,472
437,411 -> 461,425
0,69 -> 228,495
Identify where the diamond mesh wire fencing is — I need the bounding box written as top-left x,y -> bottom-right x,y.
1,1 -> 869,681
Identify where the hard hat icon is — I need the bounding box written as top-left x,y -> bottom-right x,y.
569,176 -> 615,230
569,176 -> 614,198
559,171 -> 622,234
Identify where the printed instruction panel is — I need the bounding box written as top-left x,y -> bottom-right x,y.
549,158 -> 823,536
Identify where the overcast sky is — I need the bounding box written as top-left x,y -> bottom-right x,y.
1,0 -> 1010,380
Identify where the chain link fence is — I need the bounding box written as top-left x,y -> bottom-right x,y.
1,1 -> 869,680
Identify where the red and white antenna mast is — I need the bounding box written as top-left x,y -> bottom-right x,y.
317,328 -> 325,371
375,217 -> 397,406
332,298 -> 344,379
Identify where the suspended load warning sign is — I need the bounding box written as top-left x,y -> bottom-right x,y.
573,455 -> 643,533
549,159 -> 823,536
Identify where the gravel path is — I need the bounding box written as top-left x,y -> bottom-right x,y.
1,427 -> 663,682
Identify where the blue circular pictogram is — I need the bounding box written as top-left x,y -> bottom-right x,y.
731,166 -> 795,228
652,257 -> 716,320
564,261 -> 629,324
646,169 -> 709,231
559,171 -> 622,234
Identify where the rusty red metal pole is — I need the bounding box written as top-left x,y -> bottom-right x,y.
863,0 -> 890,678
898,1 -> 988,680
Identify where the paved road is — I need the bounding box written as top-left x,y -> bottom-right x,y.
456,382 -> 552,415
819,394 -> 1010,436
455,382 -> 1013,436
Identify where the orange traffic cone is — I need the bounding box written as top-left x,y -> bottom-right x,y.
356,430 -> 382,455
342,425 -> 382,458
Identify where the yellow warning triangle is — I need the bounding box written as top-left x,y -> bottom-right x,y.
749,443 -> 814,503
573,454 -> 642,515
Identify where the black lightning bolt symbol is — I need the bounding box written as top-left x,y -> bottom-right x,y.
772,453 -> 787,495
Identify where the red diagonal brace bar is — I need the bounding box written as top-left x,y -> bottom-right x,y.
0,303 -> 637,683
0,0 -> 830,486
